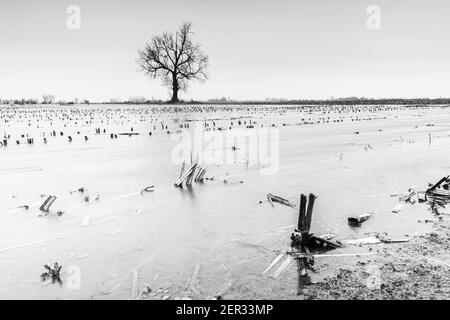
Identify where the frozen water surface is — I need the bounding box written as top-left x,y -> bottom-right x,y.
0,104 -> 448,299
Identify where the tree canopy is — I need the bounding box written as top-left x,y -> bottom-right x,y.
137,22 -> 209,103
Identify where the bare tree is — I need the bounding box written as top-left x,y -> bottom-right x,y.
137,22 -> 209,103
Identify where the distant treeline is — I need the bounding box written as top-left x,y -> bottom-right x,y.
196,98 -> 450,106
0,98 -> 90,105
2,97 -> 450,106
130,98 -> 450,106
0,98 -> 40,105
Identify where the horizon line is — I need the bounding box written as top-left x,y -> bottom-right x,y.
3,97 -> 450,106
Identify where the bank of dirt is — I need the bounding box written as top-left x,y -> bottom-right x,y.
300,218 -> 450,300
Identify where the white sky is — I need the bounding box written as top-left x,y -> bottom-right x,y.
0,0 -> 449,102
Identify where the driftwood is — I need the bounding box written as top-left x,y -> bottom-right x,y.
428,198 -> 447,215
174,159 -> 198,187
427,190 -> 450,201
141,185 -> 154,194
302,244 -> 314,266
267,196 -> 275,208
318,233 -> 335,240
290,193 -> 340,279
194,167 -> 203,182
39,195 -> 57,212
308,235 -> 340,249
338,237 -> 409,246
292,193 -> 315,275
264,193 -> 342,282
348,213 -> 372,226
298,194 -> 307,232
175,159 -> 207,186
288,252 -> 378,259
194,167 -> 207,182
426,176 -> 450,196
179,161 -> 186,178
267,193 -> 296,208
185,165 -> 197,186
293,194 -> 316,238
426,176 -> 450,202
117,132 -> 139,136
382,238 -> 410,243
199,168 -> 207,181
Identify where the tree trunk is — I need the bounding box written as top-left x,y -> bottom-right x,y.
171,89 -> 179,103
171,76 -> 179,103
